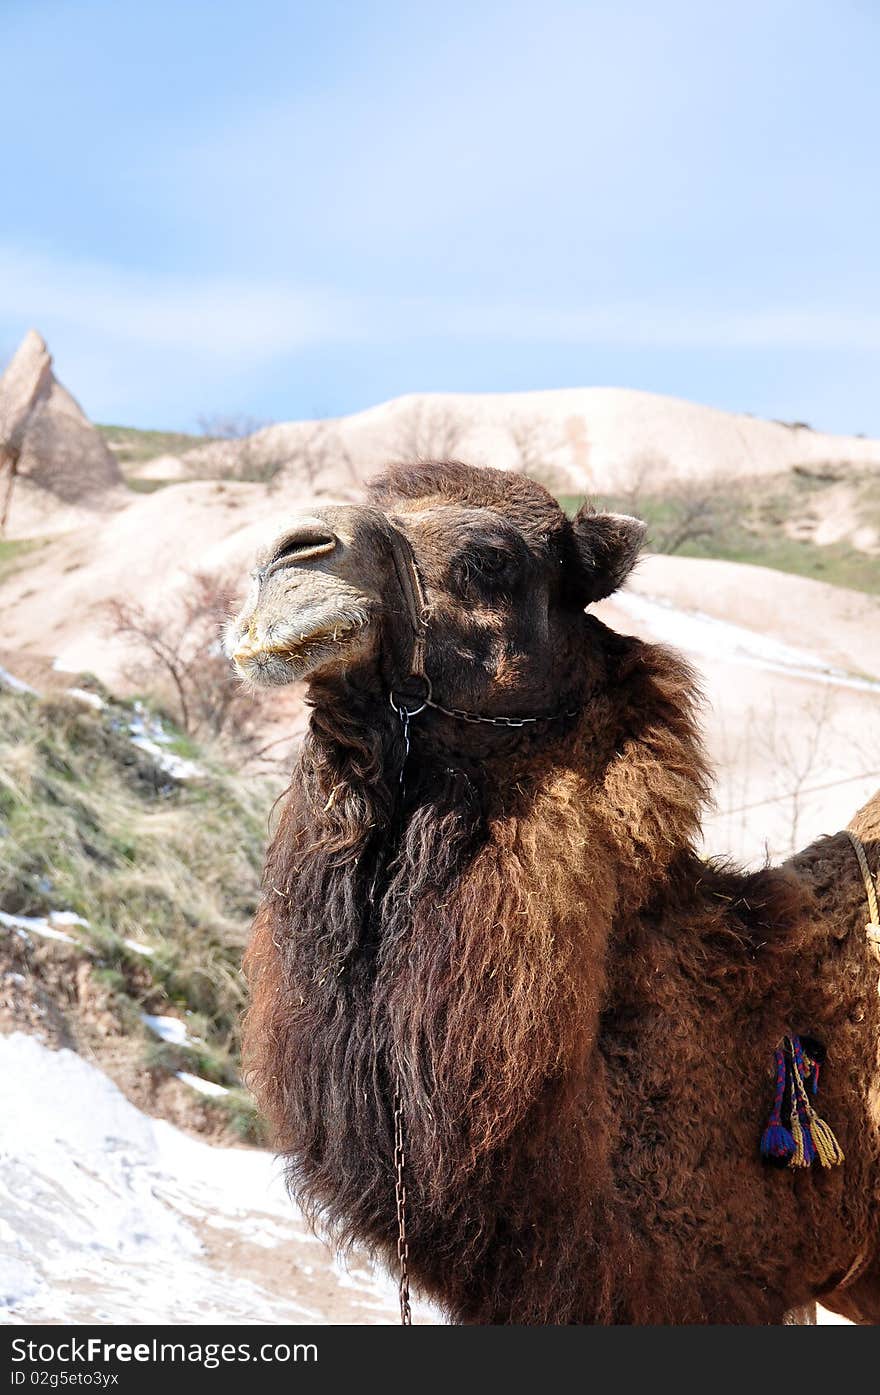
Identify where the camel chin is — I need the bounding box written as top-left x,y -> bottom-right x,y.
232,619 -> 371,687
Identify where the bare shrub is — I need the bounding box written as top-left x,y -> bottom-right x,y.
196,412 -> 269,440
392,401 -> 470,462
506,415 -> 573,492
657,479 -> 737,554
282,420 -> 360,492
621,454 -> 735,554
191,413 -> 286,486
193,416 -> 361,493
715,689 -> 880,861
105,571 -> 271,751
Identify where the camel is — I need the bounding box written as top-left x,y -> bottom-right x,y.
228,459 -> 880,1325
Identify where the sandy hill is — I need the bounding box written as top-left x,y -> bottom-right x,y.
159,387 -> 880,498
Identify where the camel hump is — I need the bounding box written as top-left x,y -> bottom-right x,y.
848,789 -> 880,846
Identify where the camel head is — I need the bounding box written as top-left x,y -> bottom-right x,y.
227,460 -> 646,717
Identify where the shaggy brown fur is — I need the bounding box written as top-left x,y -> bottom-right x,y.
238,461 -> 880,1324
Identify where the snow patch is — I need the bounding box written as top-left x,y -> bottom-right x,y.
0,1033 -> 421,1324
129,735 -> 204,781
125,938 -> 156,957
0,911 -> 79,945
66,687 -> 105,710
142,1014 -> 199,1048
175,1071 -> 229,1098
127,703 -> 204,782
615,591 -> 880,693
0,666 -> 37,696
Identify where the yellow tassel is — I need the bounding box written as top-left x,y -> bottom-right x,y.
788,1094 -> 809,1168
788,1037 -> 844,1170
804,1110 -> 845,1169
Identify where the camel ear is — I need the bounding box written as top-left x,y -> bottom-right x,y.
572,507 -> 646,602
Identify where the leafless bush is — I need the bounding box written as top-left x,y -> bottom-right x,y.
282,420 -> 360,492
392,401 -> 470,462
714,690 -> 879,860
105,571 -> 272,751
760,691 -> 835,854
506,415 -> 574,491
621,453 -> 735,554
191,412 -> 287,487
196,412 -> 270,440
659,480 -> 737,554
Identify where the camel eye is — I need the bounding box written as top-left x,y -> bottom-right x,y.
479,549 -> 509,576
451,545 -> 517,597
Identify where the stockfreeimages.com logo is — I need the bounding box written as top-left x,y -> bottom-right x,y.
11,1338 -> 317,1377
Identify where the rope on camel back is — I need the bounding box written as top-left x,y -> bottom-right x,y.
847,831 -> 880,958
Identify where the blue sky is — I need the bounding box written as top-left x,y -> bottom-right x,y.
2,0 -> 879,433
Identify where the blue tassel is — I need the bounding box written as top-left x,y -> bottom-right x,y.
760,1045 -> 796,1163
760,1121 -> 796,1161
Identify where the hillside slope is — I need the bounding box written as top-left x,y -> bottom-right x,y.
132,386 -> 880,498
0,676 -> 272,1142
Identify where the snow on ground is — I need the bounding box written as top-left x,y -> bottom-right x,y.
142,1013 -> 200,1048
0,910 -> 81,945
174,1070 -> 229,1098
66,686 -> 106,709
0,665 -> 38,696
0,1033 -> 435,1326
614,591 -> 880,695
599,569 -> 880,865
127,704 -> 204,782
0,1034 -> 846,1326
125,938 -> 155,957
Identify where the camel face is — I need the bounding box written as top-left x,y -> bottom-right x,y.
228,461 -> 647,709
227,504 -> 392,686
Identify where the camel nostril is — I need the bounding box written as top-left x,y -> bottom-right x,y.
269,524 -> 338,568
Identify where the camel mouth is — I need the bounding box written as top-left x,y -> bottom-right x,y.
231,614 -> 371,686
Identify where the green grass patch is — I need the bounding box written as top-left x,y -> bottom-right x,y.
97,424 -> 208,466
0,536 -> 40,582
556,471 -> 880,596
0,684 -> 276,1113
124,478 -> 176,494
668,531 -> 880,593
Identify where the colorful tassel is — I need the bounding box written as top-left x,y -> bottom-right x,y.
759,1036 -> 844,1171
760,1045 -> 796,1163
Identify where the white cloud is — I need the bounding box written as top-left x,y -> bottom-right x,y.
0,246 -> 364,358
3,244 -> 880,360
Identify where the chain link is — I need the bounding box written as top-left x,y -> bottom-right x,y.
424,697 -> 578,727
393,1082 -> 412,1325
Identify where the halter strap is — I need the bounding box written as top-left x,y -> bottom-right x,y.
386,525 -> 430,689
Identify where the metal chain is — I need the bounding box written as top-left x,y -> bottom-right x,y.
397,708 -> 411,784
393,1082 -> 412,1325
424,697 -> 579,728
390,685 -> 580,729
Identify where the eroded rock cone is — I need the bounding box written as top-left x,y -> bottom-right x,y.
0,329 -> 122,530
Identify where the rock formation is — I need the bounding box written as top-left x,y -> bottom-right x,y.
0,330 -> 122,531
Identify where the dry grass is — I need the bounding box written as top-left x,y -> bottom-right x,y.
0,682 -> 281,1141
